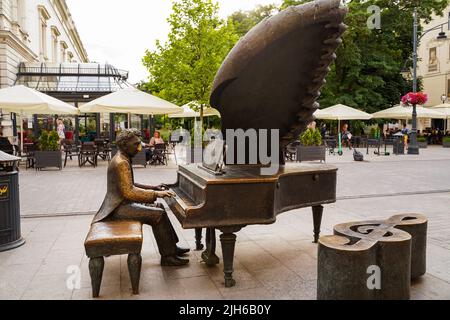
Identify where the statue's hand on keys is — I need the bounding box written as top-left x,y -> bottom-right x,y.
156,190 -> 176,199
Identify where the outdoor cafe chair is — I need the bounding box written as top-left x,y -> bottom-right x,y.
285,141 -> 300,162
78,142 -> 97,168
62,140 -> 79,168
150,143 -> 168,166
24,143 -> 37,170
94,139 -> 111,163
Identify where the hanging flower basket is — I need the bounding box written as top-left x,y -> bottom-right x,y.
401,92 -> 428,106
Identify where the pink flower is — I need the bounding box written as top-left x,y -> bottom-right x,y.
401,92 -> 428,106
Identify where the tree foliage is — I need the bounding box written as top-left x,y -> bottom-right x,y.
142,0 -> 448,117
318,0 -> 447,112
229,4 -> 277,37
141,0 -> 238,108
247,0 -> 448,112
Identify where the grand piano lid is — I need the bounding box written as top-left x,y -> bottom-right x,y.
210,0 -> 347,149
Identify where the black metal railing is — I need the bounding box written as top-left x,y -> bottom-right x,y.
17,63 -> 129,80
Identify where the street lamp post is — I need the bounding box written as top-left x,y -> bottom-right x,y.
408,8 -> 449,155
409,8 -> 420,155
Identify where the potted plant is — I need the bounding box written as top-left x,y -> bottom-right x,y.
417,137 -> 428,149
297,128 -> 326,162
34,131 -> 62,170
443,137 -> 450,148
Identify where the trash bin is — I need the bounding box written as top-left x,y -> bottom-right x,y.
393,136 -> 405,155
0,151 -> 25,252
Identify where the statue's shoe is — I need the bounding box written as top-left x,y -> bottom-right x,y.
161,256 -> 190,267
176,247 -> 191,256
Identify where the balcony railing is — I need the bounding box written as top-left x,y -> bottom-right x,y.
17,62 -> 129,80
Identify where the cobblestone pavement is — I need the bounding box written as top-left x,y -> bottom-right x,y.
0,146 -> 449,300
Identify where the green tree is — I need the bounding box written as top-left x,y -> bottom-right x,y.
229,4 -> 277,37
322,0 -> 446,112
279,0 -> 309,11
278,0 -> 447,112
142,0 -> 238,111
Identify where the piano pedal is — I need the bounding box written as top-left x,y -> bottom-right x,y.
201,251 -> 220,267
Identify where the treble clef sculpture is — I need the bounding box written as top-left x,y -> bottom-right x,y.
318,213 -> 427,300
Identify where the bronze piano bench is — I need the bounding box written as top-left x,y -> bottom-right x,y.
317,214 -> 427,300
84,221 -> 143,298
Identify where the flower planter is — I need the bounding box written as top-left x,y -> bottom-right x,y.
443,141 -> 450,148
34,151 -> 62,170
297,146 -> 326,162
417,141 -> 428,149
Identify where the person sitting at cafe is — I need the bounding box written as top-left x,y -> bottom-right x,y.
149,131 -> 165,147
140,131 -> 165,162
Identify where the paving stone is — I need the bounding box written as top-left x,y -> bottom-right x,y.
1,147 -> 449,299
166,276 -> 223,300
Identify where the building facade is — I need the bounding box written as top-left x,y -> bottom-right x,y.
417,6 -> 450,130
0,0 -> 88,137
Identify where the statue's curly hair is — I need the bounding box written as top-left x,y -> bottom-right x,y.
116,129 -> 141,152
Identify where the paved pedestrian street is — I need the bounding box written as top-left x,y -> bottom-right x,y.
1,146 -> 449,300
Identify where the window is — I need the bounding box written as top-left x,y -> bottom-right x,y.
448,12 -> 450,30
38,6 -> 51,61
40,22 -> 47,59
51,27 -> 60,63
60,41 -> 68,62
447,79 -> 450,98
52,36 -> 58,63
428,47 -> 438,72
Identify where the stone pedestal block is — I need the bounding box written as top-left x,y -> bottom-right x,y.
317,214 -> 427,300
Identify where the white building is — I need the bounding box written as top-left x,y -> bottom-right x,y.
0,0 -> 88,137
417,6 -> 450,131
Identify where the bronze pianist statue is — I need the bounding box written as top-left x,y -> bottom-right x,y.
164,0 -> 347,287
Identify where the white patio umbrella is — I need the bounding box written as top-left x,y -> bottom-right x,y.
79,86 -> 182,128
0,85 -> 79,153
430,103 -> 450,132
79,87 -> 182,114
314,104 -> 372,154
313,108 -> 332,119
314,104 -> 373,121
168,101 -> 221,119
372,105 -> 445,120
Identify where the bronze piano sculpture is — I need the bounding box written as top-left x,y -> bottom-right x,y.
164,0 -> 347,287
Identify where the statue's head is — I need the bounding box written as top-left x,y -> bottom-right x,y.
116,129 -> 142,158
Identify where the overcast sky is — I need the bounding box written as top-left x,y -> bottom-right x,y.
66,0 -> 281,84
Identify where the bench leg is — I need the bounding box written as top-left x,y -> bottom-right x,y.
89,257 -> 104,298
128,254 -> 142,295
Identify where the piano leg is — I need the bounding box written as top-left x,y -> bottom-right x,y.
195,228 -> 204,250
201,228 -> 220,267
219,226 -> 243,288
312,205 -> 324,243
